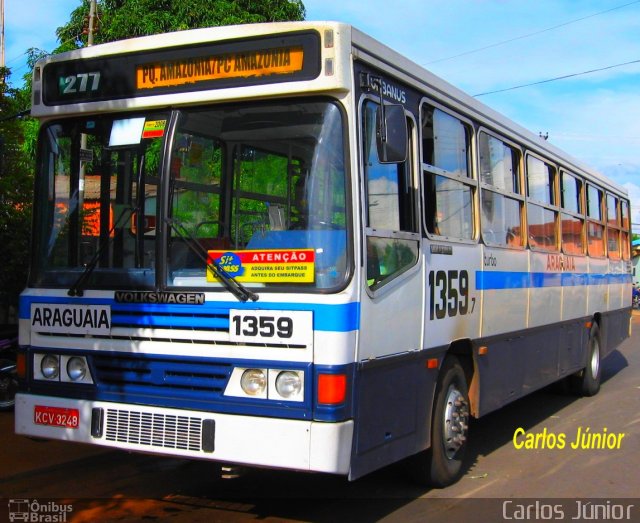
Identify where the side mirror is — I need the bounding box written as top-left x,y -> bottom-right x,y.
376,103 -> 407,164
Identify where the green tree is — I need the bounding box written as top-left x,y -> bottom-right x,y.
0,65 -> 36,321
56,0 -> 306,51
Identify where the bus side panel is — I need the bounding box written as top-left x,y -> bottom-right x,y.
599,308 -> 632,360
474,319 -> 587,417
480,247 -> 528,337
423,242 -> 482,348
588,257 -> 608,314
608,259 -> 625,310
561,255 -> 589,321
348,349 -> 442,480
558,319 -> 588,375
529,251 -> 561,328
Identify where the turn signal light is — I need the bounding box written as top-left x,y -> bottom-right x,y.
317,373 -> 347,404
16,353 -> 27,379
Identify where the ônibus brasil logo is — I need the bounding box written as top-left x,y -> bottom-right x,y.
7,499 -> 73,522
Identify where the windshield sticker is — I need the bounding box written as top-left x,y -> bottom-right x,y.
207,249 -> 315,283
142,119 -> 167,139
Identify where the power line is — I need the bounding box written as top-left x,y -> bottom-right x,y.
473,58 -> 640,97
424,0 -> 640,66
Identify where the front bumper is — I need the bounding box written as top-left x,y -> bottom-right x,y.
15,393 -> 353,475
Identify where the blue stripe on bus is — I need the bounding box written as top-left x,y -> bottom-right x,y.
19,296 -> 360,332
476,271 -> 632,290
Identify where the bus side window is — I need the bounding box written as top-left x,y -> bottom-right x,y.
560,171 -> 585,255
621,200 -> 631,260
478,131 -> 524,247
606,193 -> 621,260
586,184 -> 605,257
526,155 -> 558,252
421,104 -> 475,241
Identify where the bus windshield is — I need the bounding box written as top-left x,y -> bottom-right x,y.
30,100 -> 349,293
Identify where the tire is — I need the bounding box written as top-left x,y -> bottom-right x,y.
0,360 -> 17,411
570,323 -> 601,397
406,356 -> 470,487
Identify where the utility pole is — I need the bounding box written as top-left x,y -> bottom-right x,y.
87,0 -> 97,46
79,0 -> 97,222
1,0 -> 5,68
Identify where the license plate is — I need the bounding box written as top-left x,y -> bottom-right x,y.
34,405 -> 80,429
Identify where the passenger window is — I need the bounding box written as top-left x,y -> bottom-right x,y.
621,200 -> 631,260
422,104 -> 475,240
560,172 -> 584,255
586,185 -> 605,257
606,194 -> 621,260
527,156 -> 555,205
363,100 -> 419,290
478,131 -> 523,247
526,155 -> 558,252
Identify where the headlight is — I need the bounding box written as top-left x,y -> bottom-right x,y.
275,371 -> 302,398
66,357 -> 87,381
41,355 -> 60,379
240,369 -> 267,396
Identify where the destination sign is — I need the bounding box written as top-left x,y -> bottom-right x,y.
136,47 -> 304,90
42,31 -> 320,105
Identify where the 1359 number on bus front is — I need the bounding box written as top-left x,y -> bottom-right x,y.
229,309 -> 313,346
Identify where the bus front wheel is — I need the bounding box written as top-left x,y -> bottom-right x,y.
407,356 -> 470,487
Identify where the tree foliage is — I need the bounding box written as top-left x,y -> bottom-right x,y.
56,0 -> 306,51
0,69 -> 34,319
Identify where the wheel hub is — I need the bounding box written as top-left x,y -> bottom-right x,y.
443,384 -> 469,459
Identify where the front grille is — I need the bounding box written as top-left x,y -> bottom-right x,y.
92,353 -> 232,398
105,408 -> 202,451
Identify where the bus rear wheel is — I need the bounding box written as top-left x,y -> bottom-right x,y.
407,356 -> 470,487
570,323 -> 601,397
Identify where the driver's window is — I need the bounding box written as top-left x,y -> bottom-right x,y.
362,99 -> 419,291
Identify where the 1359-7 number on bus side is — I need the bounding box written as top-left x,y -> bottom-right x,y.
428,269 -> 475,320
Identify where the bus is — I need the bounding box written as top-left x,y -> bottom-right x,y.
15,21 -> 632,487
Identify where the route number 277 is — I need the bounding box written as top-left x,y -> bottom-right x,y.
59,72 -> 101,95
428,270 -> 475,320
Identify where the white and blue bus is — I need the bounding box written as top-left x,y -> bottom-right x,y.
15,21 -> 632,486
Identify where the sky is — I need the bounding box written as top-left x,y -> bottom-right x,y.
3,0 -> 640,232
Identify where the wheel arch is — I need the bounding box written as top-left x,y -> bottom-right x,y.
444,338 -> 478,417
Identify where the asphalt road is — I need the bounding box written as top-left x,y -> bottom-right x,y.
1,312 -> 638,522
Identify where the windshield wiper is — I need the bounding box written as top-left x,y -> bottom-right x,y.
68,205 -> 138,297
165,218 -> 258,302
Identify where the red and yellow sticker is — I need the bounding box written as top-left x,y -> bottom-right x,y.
142,120 -> 166,139
207,249 -> 315,283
